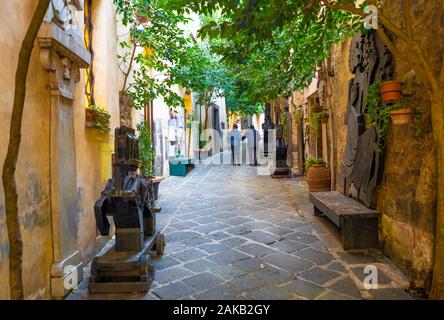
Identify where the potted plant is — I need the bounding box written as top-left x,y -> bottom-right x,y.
304,157 -> 331,192
388,103 -> 413,125
85,105 -> 111,133
309,106 -> 328,137
137,121 -> 163,200
380,80 -> 402,103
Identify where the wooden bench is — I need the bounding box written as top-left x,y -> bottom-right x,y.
309,191 -> 379,250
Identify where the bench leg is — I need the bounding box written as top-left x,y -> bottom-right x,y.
341,217 -> 379,250
314,206 -> 323,217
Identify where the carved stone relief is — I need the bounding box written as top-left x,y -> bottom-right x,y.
45,0 -> 84,43
339,30 -> 393,208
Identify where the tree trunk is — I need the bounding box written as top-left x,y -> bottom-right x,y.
430,92 -> 444,299
1,0 -> 50,300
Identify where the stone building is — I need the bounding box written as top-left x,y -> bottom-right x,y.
282,1 -> 442,295
0,2 -> 228,299
0,0 -> 121,299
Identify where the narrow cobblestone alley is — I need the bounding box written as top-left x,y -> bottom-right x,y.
69,164 -> 414,300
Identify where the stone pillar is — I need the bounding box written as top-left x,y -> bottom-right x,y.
37,0 -> 91,299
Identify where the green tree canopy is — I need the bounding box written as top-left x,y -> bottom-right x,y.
167,0 -> 361,104
115,0 -> 192,109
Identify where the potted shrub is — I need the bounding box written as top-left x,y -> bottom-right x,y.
304,157 -> 331,192
137,121 -> 163,200
309,107 -> 328,137
380,80 -> 402,103
85,105 -> 111,133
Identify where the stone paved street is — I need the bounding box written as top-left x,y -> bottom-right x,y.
69,164 -> 414,300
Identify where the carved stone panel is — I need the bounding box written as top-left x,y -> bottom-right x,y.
339,30 -> 393,208
38,2 -> 90,299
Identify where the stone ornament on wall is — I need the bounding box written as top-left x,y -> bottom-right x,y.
37,0 -> 91,298
339,30 -> 393,208
45,0 -> 84,44
39,0 -> 90,100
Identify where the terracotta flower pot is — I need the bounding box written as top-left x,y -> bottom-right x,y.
305,164 -> 331,192
380,81 -> 402,103
136,15 -> 149,24
85,108 -> 97,127
390,107 -> 412,125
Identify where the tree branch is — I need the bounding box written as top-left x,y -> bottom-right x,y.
403,0 -> 414,37
321,0 -> 439,93
379,5 -> 438,93
320,0 -> 365,18
121,42 -> 138,94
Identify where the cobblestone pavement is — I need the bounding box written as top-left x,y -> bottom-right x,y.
69,164 -> 414,300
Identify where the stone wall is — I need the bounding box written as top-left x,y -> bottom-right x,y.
327,0 -> 441,293
0,0 -> 120,299
289,0 -> 442,294
374,0 -> 441,292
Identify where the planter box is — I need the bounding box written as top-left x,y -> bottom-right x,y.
85,108 -> 110,131
169,157 -> 195,177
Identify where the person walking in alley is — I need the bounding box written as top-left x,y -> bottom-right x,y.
228,124 -> 242,166
244,125 -> 260,166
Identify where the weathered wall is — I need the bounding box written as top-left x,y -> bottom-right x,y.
375,0 -> 441,292
0,1 -> 119,299
74,0 -> 120,263
0,0 -> 52,300
329,41 -> 354,191
325,0 -> 441,293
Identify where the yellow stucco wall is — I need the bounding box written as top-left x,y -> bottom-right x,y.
0,1 -> 119,299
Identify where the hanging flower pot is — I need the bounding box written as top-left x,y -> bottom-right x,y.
85,108 -> 98,126
136,14 -> 149,24
304,158 -> 331,192
389,107 -> 413,125
85,105 -> 111,133
380,81 -> 402,103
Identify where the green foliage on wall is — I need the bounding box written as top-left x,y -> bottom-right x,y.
87,104 -> 111,133
137,121 -> 155,177
308,105 -> 326,137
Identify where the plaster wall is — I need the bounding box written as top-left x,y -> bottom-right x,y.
0,1 -> 119,299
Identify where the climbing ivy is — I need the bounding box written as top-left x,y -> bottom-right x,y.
309,105 -> 327,137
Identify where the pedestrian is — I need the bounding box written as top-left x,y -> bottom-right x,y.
228,124 -> 242,166
244,125 -> 260,166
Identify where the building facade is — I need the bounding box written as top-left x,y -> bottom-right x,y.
279,1 -> 442,294
0,0 -> 120,299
